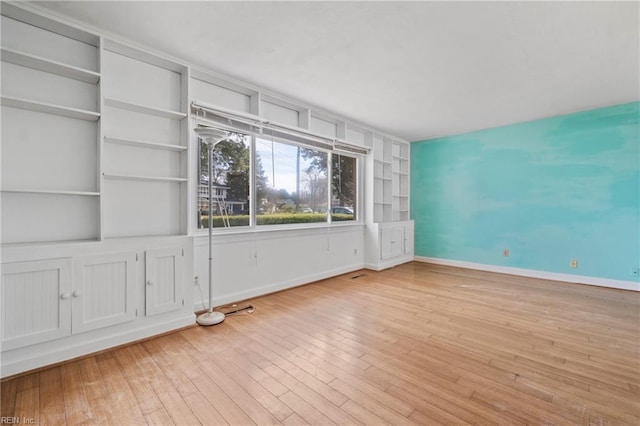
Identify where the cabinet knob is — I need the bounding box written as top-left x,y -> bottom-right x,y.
147,280 -> 153,286
60,293 -> 71,300
72,291 -> 81,298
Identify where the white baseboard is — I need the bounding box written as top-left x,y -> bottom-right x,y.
194,262 -> 365,311
414,256 -> 640,292
364,254 -> 414,272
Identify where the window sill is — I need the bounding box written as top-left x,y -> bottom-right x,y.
191,221 -> 365,243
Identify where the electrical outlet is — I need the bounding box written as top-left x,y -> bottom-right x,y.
353,248 -> 358,256
194,276 -> 199,286
570,259 -> 578,268
502,249 -> 509,257
631,268 -> 639,277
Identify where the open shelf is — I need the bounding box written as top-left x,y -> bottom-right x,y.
103,173 -> 187,183
104,136 -> 186,152
1,96 -> 100,121
1,188 -> 99,197
1,48 -> 100,84
372,136 -> 410,224
104,98 -> 186,120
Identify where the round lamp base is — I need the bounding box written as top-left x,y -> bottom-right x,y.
196,311 -> 225,326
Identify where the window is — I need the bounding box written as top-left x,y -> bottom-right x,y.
197,131 -> 251,228
256,137 -> 328,225
331,153 -> 356,221
194,121 -> 361,231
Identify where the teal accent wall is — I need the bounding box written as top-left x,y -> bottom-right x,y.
411,102 -> 640,282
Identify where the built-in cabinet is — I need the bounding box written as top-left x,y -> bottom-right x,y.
71,252 -> 137,334
0,5 -> 193,378
380,224 -> 405,260
1,238 -> 192,377
365,221 -> 414,270
1,259 -> 72,351
1,253 -> 137,349
365,132 -> 413,270
145,248 -> 184,316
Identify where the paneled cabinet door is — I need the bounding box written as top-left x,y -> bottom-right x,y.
1,259 -> 72,350
404,223 -> 414,255
380,226 -> 405,260
72,253 -> 137,334
145,248 -> 183,316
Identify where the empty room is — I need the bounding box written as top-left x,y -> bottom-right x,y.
1,1 -> 638,425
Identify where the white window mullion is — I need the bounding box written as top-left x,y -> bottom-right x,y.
327,153 -> 333,225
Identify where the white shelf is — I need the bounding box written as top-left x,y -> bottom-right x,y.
1,96 -> 100,121
1,188 -> 100,196
104,98 -> 186,120
372,137 -> 409,224
1,48 -> 100,84
104,136 -> 187,152
103,173 -> 187,183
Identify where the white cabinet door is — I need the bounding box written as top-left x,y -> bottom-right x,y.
380,226 -> 405,260
404,223 -> 414,255
72,253 -> 137,334
145,248 -> 183,316
1,259 -> 72,350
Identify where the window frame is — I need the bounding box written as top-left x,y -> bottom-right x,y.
192,122 -> 363,235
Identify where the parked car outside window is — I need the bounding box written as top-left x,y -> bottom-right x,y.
331,206 -> 353,215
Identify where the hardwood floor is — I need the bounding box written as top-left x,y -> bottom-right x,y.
2,262 -> 639,425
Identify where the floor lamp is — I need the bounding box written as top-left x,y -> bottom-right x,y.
195,127 -> 230,326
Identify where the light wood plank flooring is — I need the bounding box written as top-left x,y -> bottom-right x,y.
2,262 -> 639,425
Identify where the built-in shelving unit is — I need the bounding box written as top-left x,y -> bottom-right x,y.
101,40 -> 189,238
1,10 -> 101,244
392,141 -> 410,222
371,135 -> 409,223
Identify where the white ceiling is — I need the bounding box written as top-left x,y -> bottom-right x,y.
34,1 -> 639,141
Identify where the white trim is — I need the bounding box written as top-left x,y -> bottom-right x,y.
414,256 -> 640,292
193,224 -> 365,246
